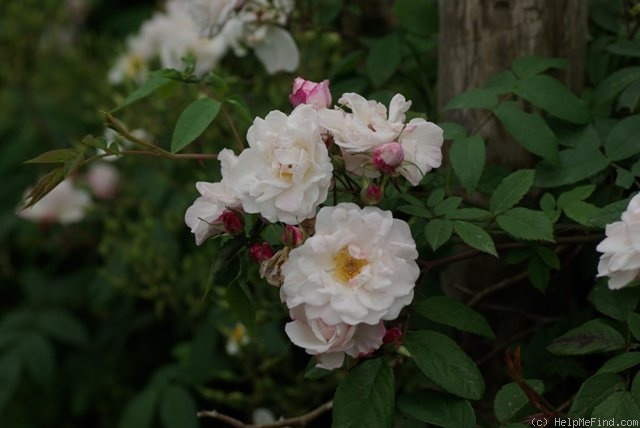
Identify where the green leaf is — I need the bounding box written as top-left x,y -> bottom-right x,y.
427,188 -> 445,207
453,221 -> 497,257
483,70 -> 517,94
535,146 -> 609,187
511,55 -> 566,79
450,135 -> 485,190
568,373 -> 626,419
588,279 -> 640,321
535,246 -> 560,269
398,390 -> 476,428
398,205 -> 432,218
445,208 -> 490,221
225,95 -> 252,123
433,197 -> 463,216
424,219 -> 453,252
159,385 -> 198,428
20,334 -> 55,387
366,33 -> 402,87
25,148 -> 80,164
633,372 -> 640,398
444,89 -> 498,111
0,351 -> 21,413
557,185 -> 596,208
37,309 -> 89,346
404,331 -> 485,400
597,352 -> 640,374
604,115 -> 640,161
489,170 -> 535,214
225,281 -> 256,335
332,358 -> 395,428
23,167 -> 65,208
515,75 -> 590,124
414,296 -> 495,338
494,380 -> 544,423
113,76 -> 173,112
616,168 -> 635,190
119,388 -> 158,428
171,97 -> 221,153
592,392 -> 640,421
619,80 -> 640,111
496,208 -> 554,241
548,319 -> 626,355
594,66 -> 640,104
588,198 -> 631,228
495,102 -> 559,162
628,312 -> 640,342
439,122 -> 467,141
607,40 -> 640,58
528,256 -> 551,292
393,0 -> 437,37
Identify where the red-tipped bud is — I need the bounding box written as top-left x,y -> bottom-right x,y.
282,225 -> 304,247
360,183 -> 384,205
382,326 -> 403,346
221,210 -> 244,235
289,77 -> 332,109
372,142 -> 404,173
250,242 -> 275,263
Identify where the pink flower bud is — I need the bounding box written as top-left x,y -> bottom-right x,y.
282,225 -> 304,247
250,242 -> 275,263
382,326 -> 403,346
289,77 -> 332,110
86,163 -> 120,200
360,183 -> 383,205
221,210 -> 244,235
372,142 -> 405,173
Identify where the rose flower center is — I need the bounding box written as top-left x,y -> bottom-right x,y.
333,246 -> 368,283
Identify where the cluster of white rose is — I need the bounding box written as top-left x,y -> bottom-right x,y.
109,0 -> 298,84
184,77 -> 443,368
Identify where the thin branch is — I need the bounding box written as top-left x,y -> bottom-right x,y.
467,270 -> 529,307
197,401 -> 333,428
199,84 -> 245,152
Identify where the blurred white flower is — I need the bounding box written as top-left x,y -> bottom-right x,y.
99,128 -> 150,161
17,179 -> 91,225
188,0 -> 244,38
86,163 -> 120,200
252,408 -> 276,424
225,322 -> 250,355
281,203 -> 419,325
184,149 -> 241,245
226,104 -> 332,225
285,304 -> 385,370
597,194 -> 640,290
318,93 -> 443,185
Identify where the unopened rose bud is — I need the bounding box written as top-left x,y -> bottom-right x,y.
372,142 -> 404,173
282,225 -> 304,246
250,242 -> 275,263
382,326 -> 403,346
289,77 -> 332,109
360,183 -> 384,205
221,209 -> 244,235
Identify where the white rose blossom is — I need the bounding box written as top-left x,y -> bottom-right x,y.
280,203 -> 419,325
17,179 -> 91,225
225,104 -> 333,225
597,193 -> 640,290
318,93 -> 443,185
285,304 -> 385,370
184,149 -> 241,245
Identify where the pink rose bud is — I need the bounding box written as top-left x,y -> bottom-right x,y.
250,242 -> 275,263
382,326 -> 403,346
282,225 -> 304,247
289,77 -> 332,110
360,183 -> 384,205
221,210 -> 244,235
372,142 -> 405,173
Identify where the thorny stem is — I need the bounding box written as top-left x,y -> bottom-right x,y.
197,400 -> 333,428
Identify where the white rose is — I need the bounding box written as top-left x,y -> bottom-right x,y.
226,104 -> 333,225
188,0 -> 242,38
281,203 -> 419,325
318,93 -> 443,185
86,163 -> 120,199
184,149 -> 240,245
597,194 -> 640,289
17,179 -> 91,225
285,304 -> 385,370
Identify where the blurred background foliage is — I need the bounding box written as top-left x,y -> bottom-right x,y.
1,0 -> 639,427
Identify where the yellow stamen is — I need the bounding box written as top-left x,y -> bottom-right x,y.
333,246 -> 368,283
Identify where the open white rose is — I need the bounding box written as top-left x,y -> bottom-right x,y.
17,179 -> 91,225
226,104 -> 333,225
597,194 -> 640,290
184,149 -> 241,245
285,304 -> 385,370
318,93 -> 443,185
281,203 -> 419,325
